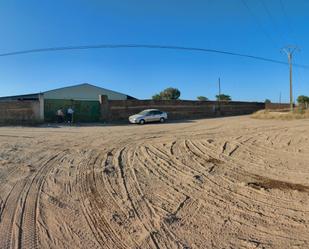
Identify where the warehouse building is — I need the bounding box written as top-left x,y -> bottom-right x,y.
0,83 -> 135,122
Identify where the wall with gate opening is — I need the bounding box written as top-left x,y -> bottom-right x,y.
44,99 -> 100,122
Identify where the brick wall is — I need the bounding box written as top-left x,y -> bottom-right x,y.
0,101 -> 42,125
100,97 -> 265,122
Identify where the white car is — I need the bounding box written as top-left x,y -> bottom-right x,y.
129,109 -> 168,124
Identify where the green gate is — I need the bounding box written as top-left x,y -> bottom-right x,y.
44,99 -> 100,122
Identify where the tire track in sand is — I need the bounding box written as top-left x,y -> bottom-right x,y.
77,150 -> 129,249
0,152 -> 64,249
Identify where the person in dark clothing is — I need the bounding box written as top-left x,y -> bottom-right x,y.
67,107 -> 74,124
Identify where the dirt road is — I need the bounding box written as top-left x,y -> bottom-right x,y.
0,116 -> 309,249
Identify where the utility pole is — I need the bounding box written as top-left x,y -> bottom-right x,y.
218,77 -> 221,101
282,45 -> 299,112
218,77 -> 221,112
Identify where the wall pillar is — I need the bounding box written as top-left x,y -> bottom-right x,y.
39,93 -> 44,121
99,95 -> 110,121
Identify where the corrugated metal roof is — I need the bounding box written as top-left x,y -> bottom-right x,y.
0,83 -> 136,100
0,93 -> 40,101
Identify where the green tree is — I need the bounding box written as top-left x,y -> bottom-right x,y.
161,87 -> 181,100
297,95 -> 309,104
152,87 -> 181,100
216,94 -> 231,101
152,94 -> 162,100
265,99 -> 271,104
297,95 -> 309,108
197,96 -> 209,101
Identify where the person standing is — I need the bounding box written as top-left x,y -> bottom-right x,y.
67,107 -> 74,124
56,107 -> 64,123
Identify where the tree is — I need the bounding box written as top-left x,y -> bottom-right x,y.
152,87 -> 181,100
297,95 -> 309,108
160,87 -> 181,100
297,95 -> 309,104
216,94 -> 231,101
265,99 -> 271,104
152,94 -> 162,100
197,96 -> 208,101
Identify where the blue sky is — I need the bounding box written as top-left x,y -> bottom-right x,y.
0,0 -> 308,102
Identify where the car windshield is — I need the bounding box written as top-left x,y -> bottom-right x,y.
138,110 -> 152,115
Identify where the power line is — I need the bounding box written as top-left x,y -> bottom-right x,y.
260,0 -> 287,45
279,0 -> 294,34
240,0 -> 280,48
0,43 -> 308,69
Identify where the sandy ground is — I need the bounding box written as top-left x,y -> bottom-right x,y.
0,116 -> 309,249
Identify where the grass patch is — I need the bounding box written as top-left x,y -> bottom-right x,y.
252,109 -> 309,120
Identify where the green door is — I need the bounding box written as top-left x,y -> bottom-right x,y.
44,99 -> 100,122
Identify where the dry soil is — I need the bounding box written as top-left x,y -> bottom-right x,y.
0,116 -> 309,249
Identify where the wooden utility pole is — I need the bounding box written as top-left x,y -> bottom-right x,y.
282,45 -> 299,112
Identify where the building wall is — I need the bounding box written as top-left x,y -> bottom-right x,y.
0,100 -> 42,125
100,98 -> 265,121
44,84 -> 128,101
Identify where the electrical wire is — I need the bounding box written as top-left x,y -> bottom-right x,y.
240,0 -> 280,49
0,43 -> 308,69
279,0 -> 294,34
260,0 -> 287,45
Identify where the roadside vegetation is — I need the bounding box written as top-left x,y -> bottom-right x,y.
252,95 -> 309,120
252,109 -> 309,120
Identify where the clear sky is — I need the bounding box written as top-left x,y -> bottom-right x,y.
0,0 -> 308,102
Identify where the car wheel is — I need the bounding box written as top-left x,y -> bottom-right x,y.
160,117 -> 165,123
139,119 -> 145,125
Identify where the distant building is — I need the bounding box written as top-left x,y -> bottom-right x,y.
0,83 -> 136,101
0,83 -> 136,122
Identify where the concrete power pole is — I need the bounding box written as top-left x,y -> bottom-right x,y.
282,45 -> 299,112
218,77 -> 221,101
218,77 -> 221,111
